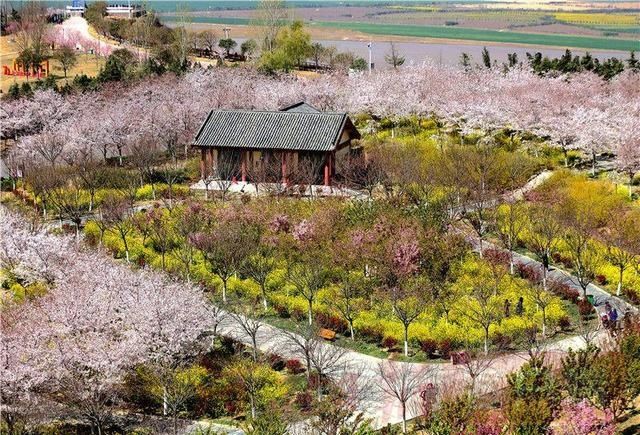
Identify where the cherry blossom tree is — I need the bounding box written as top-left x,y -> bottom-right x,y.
614,119 -> 640,197
4,61 -> 638,182
0,207 -> 209,434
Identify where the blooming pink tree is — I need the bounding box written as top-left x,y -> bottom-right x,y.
0,207 -> 209,433
553,399 -> 615,435
4,63 -> 638,173
614,115 -> 640,196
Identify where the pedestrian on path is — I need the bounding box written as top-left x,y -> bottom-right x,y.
515,297 -> 524,316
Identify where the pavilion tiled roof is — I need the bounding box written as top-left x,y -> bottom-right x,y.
280,102 -> 321,113
193,109 -> 356,152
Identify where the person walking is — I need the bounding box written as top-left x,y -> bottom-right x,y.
609,306 -> 619,335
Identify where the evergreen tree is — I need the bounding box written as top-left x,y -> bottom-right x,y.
627,51 -> 639,71
481,47 -> 491,69
7,82 -> 20,99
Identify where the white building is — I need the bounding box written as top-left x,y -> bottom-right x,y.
65,0 -> 86,17
106,3 -> 145,19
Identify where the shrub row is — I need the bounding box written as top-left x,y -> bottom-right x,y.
548,279 -> 580,304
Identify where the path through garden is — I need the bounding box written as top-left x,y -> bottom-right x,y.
211,169 -> 638,429
214,303 -> 605,429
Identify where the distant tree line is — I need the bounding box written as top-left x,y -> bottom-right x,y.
469,46 -> 639,79
526,49 -> 638,79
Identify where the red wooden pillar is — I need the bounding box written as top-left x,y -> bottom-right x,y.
205,148 -> 213,177
323,152 -> 332,186
281,153 -> 287,185
200,148 -> 206,179
241,151 -> 247,182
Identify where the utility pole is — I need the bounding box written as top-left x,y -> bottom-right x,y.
368,41 -> 372,74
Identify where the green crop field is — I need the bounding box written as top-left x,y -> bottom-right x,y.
314,21 -> 640,51
163,15 -> 639,51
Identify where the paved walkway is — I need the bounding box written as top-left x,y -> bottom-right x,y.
59,17 -> 122,55
186,421 -> 245,435
469,237 -> 637,318
512,249 -> 637,316
210,304 -> 607,429
206,169 -> 638,430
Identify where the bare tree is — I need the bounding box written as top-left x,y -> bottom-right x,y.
463,194 -> 494,258
336,152 -> 388,197
388,277 -> 430,357
495,200 -> 526,274
527,283 -> 555,338
31,129 -> 66,166
244,154 -> 272,196
457,348 -> 497,395
172,203 -> 207,281
47,170 -> 90,240
208,304 -> 227,339
384,42 -> 405,69
288,260 -> 329,325
214,151 -> 242,202
199,30 -> 218,57
308,340 -> 348,399
289,155 -> 324,198
527,206 -> 561,290
66,152 -> 106,212
146,209 -> 177,271
102,193 -> 134,262
461,141 -> 501,256
129,136 -> 161,198
308,365 -> 377,435
377,361 -> 434,434
280,322 -> 348,398
190,221 -> 259,303
576,314 -> 601,347
228,298 -> 265,362
329,272 -> 366,341
243,249 -> 277,310
252,0 -> 289,52
280,323 -> 319,381
262,155 -> 290,197
24,164 -> 58,218
158,162 -> 184,210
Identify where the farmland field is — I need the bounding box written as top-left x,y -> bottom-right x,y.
554,12 -> 640,26
312,21 -> 638,51
164,15 -> 639,51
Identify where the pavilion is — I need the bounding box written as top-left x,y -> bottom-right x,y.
192,102 -> 361,186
